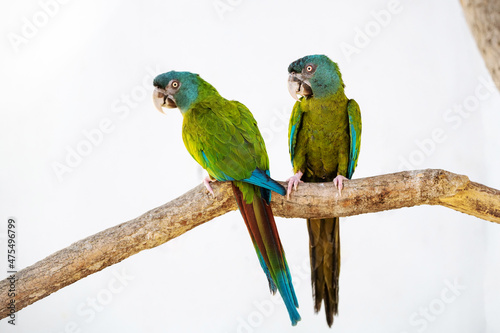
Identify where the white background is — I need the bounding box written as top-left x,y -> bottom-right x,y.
1,0 -> 500,332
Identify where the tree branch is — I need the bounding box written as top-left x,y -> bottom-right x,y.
461,0 -> 500,91
1,169 -> 499,319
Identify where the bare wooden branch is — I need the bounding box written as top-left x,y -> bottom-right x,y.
1,169 -> 499,319
461,0 -> 500,91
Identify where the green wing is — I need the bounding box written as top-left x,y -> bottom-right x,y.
288,100 -> 305,172
346,99 -> 361,179
183,97 -> 268,180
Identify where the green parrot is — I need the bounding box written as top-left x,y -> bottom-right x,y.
286,55 -> 361,327
152,71 -> 301,325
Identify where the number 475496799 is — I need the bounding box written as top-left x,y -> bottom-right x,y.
7,218 -> 16,271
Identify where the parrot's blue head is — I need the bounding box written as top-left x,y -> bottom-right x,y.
153,71 -> 214,114
287,54 -> 344,100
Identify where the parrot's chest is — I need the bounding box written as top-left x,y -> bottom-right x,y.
299,105 -> 350,180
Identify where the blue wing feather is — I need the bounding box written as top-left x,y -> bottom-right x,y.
288,101 -> 304,168
289,124 -> 297,164
346,100 -> 361,179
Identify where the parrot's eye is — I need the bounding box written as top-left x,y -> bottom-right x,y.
171,80 -> 180,89
306,65 -> 314,72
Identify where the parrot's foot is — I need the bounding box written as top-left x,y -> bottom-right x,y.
203,176 -> 216,197
333,175 -> 349,196
286,171 -> 304,199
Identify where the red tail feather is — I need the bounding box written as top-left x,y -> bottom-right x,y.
231,182 -> 301,325
232,183 -> 273,272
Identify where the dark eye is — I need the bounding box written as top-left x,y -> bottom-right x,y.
306,65 -> 313,72
172,80 -> 179,88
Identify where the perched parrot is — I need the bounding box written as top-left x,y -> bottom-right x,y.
152,71 -> 301,325
286,55 -> 361,327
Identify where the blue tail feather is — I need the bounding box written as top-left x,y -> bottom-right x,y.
275,270 -> 301,325
255,248 -> 277,293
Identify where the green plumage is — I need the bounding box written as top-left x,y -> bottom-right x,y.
287,55 -> 361,327
153,71 -> 300,325
290,95 -> 355,179
182,93 -> 268,203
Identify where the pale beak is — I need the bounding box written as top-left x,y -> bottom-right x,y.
287,73 -> 313,101
153,87 -> 166,113
152,87 -> 177,114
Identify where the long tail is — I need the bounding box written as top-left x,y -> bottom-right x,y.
231,182 -> 301,326
307,217 -> 340,327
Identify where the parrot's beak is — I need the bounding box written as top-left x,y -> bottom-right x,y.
153,87 -> 177,113
287,73 -> 312,101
